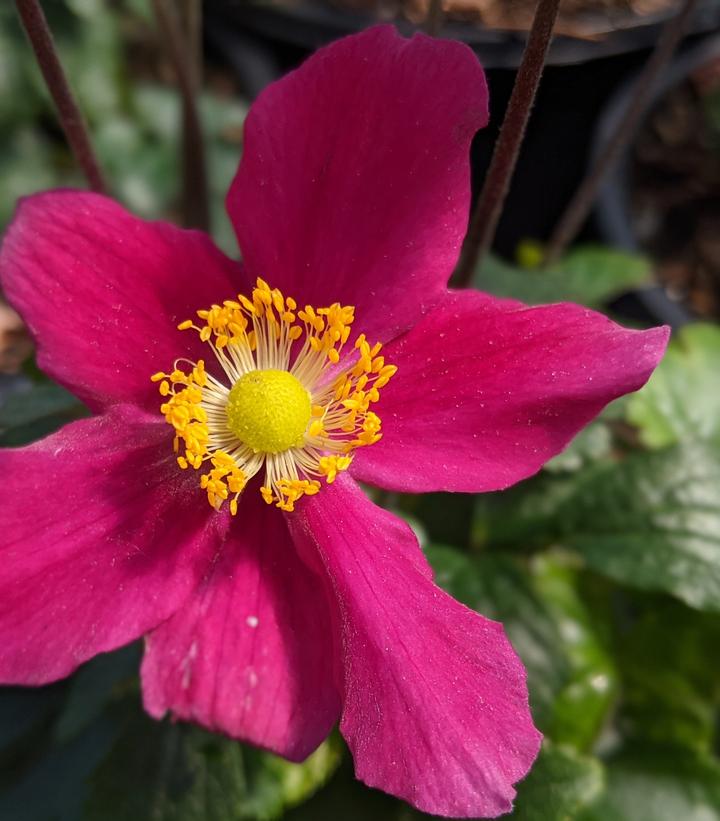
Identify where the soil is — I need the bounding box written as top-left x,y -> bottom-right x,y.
320,0 -> 676,38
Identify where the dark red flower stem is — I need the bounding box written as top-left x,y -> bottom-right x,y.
544,0 -> 699,265
14,0 -> 106,194
453,0 -> 561,286
152,0 -> 210,232
424,0 -> 445,35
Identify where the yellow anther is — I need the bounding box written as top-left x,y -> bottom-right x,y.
238,294 -> 256,313
309,420 -> 325,438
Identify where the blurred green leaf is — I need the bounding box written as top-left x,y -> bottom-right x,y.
54,645 -> 140,745
473,471 -> 574,551
627,324 -> 720,448
531,555 -> 617,749
557,441 -> 720,612
478,440 -> 720,613
614,598 -> 720,753
284,758 -> 403,821
544,421 -> 613,474
0,381 -> 87,446
86,708 -> 342,821
0,129 -> 58,227
0,715 -> 118,821
578,745 -> 720,821
0,382 -> 81,430
403,492 -> 475,548
508,741 -> 604,821
0,686 -> 64,756
475,247 -> 651,308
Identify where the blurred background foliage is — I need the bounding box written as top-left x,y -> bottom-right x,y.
1,1 -> 720,820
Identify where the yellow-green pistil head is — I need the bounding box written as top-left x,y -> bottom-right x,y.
226,369 -> 311,454
152,278 -> 397,513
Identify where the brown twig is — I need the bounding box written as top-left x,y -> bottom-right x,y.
152,0 -> 210,231
454,0 -> 560,285
544,0 -> 700,265
424,0 -> 445,36
14,0 -> 106,193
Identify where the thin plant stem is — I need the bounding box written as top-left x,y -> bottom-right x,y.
544,0 -> 699,265
15,0 -> 106,193
153,0 -> 210,231
424,0 -> 445,36
453,0 -> 561,286
181,0 -> 203,90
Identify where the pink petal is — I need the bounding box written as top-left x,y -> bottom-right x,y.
228,26 -> 488,343
288,476 -> 541,818
0,406 -> 225,685
0,191 -> 243,412
141,488 -> 341,761
352,290 -> 670,492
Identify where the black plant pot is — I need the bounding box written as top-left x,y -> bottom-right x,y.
205,1 -> 720,256
592,34 -> 720,327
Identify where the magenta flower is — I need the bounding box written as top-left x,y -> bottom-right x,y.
0,26 -> 666,818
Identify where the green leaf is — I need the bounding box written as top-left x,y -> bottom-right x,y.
474,247 -> 650,308
473,471 -> 575,551
0,686 -> 64,755
627,324 -> 720,448
0,715 -> 118,821
614,597 -> 720,753
544,421 -> 612,474
403,492 -> 476,548
0,128 -> 57,228
86,707 -> 342,821
53,645 -> 141,745
578,745 -> 720,821
0,381 -> 87,446
508,741 -> 604,821
530,555 -> 617,749
0,382 -> 81,430
557,441 -> 720,612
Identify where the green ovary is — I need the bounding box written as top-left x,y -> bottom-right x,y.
226,369 -> 311,454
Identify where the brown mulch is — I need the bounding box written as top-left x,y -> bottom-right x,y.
0,301 -> 32,375
323,0 -> 676,38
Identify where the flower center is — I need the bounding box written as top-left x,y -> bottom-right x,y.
226,369 -> 311,454
152,278 -> 397,513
